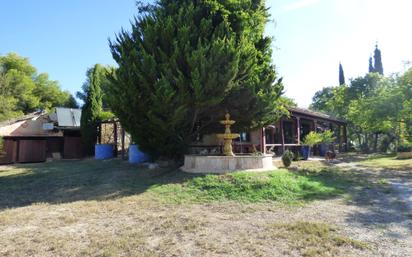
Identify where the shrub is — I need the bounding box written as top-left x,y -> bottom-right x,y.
302,132 -> 323,147
293,152 -> 302,161
320,130 -> 336,144
398,142 -> 412,152
98,111 -> 115,121
282,150 -> 294,167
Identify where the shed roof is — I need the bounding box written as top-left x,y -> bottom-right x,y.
0,111 -> 45,127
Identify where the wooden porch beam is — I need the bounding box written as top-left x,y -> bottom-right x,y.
343,125 -> 348,152
338,125 -> 343,152
261,127 -> 266,154
280,119 -> 285,152
296,117 -> 301,145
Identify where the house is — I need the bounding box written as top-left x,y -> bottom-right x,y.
190,107 -> 348,156
0,108 -> 83,164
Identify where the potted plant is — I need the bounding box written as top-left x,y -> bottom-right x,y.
301,132 -> 322,160
319,130 -> 336,156
397,142 -> 412,159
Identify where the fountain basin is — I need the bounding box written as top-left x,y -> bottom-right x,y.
181,154 -> 275,174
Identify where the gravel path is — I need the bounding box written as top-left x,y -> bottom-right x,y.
391,180 -> 412,211
332,161 -> 412,256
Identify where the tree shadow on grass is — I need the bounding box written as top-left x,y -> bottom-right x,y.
340,166 -> 412,236
295,163 -> 412,236
0,159 -> 354,210
0,159 -> 203,210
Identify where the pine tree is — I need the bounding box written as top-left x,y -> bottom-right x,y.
339,62 -> 345,85
373,44 -> 383,75
80,64 -> 103,156
108,0 -> 283,160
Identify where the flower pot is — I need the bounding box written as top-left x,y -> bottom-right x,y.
319,144 -> 328,157
300,146 -> 310,160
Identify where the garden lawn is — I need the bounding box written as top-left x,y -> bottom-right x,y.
0,159 -> 349,209
0,158 -> 405,256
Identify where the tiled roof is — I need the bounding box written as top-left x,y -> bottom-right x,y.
287,107 -> 345,124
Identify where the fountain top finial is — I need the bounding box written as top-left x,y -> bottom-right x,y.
225,112 -> 230,121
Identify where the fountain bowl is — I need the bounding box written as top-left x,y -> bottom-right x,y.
181,154 -> 275,174
216,133 -> 240,140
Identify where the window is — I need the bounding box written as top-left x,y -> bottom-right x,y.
235,132 -> 250,142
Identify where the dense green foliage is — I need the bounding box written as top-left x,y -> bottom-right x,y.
80,64 -> 105,156
0,53 -> 77,122
76,64 -> 115,109
108,0 -> 283,159
281,150 -> 294,167
311,69 -> 412,152
397,142 -> 412,152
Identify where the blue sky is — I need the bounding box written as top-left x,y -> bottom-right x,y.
1,0 -> 411,107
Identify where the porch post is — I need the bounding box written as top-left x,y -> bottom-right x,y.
121,128 -> 125,160
261,127 -> 266,154
296,117 -> 301,145
343,124 -> 348,152
280,119 -> 285,152
113,121 -> 118,157
98,122 -> 102,144
338,125 -> 343,152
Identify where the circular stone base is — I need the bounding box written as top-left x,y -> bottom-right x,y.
181,155 -> 276,174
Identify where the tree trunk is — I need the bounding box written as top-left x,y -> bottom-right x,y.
373,133 -> 379,152
364,133 -> 369,153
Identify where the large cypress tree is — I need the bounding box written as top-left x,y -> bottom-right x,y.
80,64 -> 103,156
373,44 -> 383,75
339,62 -> 345,85
108,0 -> 283,160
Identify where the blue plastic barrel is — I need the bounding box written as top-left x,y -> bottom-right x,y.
128,144 -> 149,163
95,144 -> 114,160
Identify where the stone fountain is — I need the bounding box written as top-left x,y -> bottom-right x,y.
216,113 -> 240,156
181,113 -> 275,174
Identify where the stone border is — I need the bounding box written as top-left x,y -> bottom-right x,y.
397,152 -> 412,159
181,154 -> 276,174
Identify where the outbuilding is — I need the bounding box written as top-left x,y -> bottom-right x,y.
0,108 -> 83,164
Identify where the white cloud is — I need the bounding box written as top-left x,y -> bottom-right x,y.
282,0 -> 321,12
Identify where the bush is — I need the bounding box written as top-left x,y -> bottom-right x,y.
398,142 -> 412,152
320,130 -> 335,144
282,150 -> 294,167
293,152 -> 303,161
302,132 -> 323,147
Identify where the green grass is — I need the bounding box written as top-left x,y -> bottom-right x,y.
150,169 -> 348,204
0,160 -> 352,208
358,156 -> 412,170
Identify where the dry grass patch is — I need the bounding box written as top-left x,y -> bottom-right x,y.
268,221 -> 369,257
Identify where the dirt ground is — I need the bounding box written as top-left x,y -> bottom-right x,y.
0,157 -> 411,257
